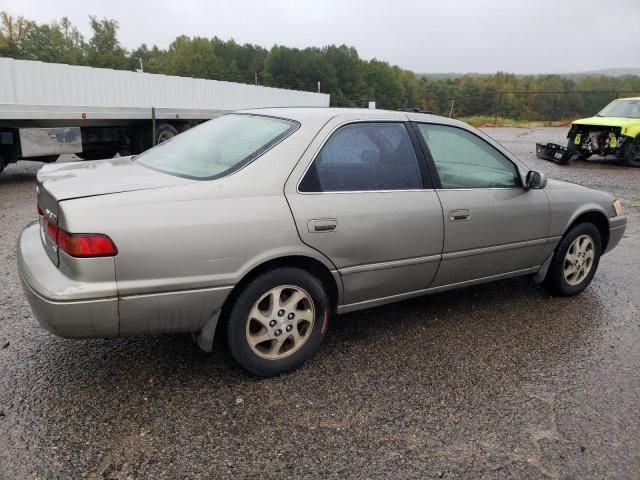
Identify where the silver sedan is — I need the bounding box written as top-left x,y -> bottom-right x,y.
18,108 -> 627,376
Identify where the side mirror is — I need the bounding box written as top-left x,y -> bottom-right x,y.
525,170 -> 547,189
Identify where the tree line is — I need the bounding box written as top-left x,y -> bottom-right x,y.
2,11 -> 639,120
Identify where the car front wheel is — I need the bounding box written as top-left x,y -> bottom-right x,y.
622,137 -> 640,167
543,223 -> 602,296
226,268 -> 330,376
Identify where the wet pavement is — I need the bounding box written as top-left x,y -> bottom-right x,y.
1,128 -> 639,479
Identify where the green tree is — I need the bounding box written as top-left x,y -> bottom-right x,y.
164,36 -> 224,78
20,18 -> 85,64
263,46 -> 337,93
85,16 -> 127,69
0,12 -> 31,58
323,45 -> 366,106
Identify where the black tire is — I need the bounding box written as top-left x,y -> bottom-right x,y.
543,223 -> 602,296
622,137 -> 640,167
226,268 -> 330,376
156,123 -> 178,145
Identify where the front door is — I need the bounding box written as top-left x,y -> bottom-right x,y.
285,119 -> 444,307
413,122 -> 550,287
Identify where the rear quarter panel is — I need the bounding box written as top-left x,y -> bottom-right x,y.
58,117 -> 336,296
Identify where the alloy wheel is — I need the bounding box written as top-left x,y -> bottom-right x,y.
563,234 -> 595,286
245,285 -> 315,360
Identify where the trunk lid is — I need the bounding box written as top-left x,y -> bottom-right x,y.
36,156 -> 194,205
36,156 -> 194,266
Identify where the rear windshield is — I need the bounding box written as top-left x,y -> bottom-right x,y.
598,99 -> 640,119
136,114 -> 298,179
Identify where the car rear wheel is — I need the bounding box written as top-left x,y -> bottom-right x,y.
543,223 -> 601,296
226,268 -> 330,376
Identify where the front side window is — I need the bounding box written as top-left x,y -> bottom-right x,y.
415,123 -> 520,189
136,114 -> 298,179
299,122 -> 422,192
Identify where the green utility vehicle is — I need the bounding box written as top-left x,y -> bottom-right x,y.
536,97 -> 640,167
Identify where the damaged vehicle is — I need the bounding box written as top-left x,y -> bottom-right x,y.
537,97 -> 640,166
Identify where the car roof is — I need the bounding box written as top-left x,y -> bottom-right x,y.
237,106 -> 461,126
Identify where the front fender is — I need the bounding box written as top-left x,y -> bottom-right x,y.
560,203 -> 611,235
544,179 -> 615,238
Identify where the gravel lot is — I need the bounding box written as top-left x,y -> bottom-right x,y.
1,127 -> 639,479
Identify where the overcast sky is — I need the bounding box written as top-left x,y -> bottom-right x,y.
2,0 -> 639,74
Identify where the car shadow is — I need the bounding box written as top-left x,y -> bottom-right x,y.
26,275 -> 607,390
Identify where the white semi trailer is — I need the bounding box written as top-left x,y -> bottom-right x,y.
0,58 -> 330,173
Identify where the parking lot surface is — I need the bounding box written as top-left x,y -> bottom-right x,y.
1,127 -> 639,479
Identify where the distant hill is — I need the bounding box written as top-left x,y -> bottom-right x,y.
561,68 -> 640,79
418,68 -> 640,80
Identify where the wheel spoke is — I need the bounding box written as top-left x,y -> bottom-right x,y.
269,335 -> 287,355
268,287 -> 285,310
564,262 -> 577,275
577,236 -> 586,254
248,331 -> 271,347
291,328 -> 304,345
249,305 -> 272,329
295,313 -> 313,328
281,289 -> 306,309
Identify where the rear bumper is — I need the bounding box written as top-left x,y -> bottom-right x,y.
18,222 -> 119,338
606,215 -> 627,253
18,221 -> 233,339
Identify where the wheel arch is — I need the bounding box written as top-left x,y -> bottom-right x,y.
195,253 -> 342,352
232,254 -> 340,306
212,253 -> 341,337
565,209 -> 610,253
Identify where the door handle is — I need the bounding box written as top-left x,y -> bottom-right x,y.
448,209 -> 471,222
308,218 -> 337,232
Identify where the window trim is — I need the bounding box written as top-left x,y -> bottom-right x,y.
296,120 -> 433,194
410,121 -> 524,190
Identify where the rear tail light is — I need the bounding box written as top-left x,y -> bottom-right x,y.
43,217 -> 117,257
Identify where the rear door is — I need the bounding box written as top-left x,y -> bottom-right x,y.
412,122 -> 550,287
285,116 -> 444,307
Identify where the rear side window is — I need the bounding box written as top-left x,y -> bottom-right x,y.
136,114 -> 298,179
415,123 -> 520,189
299,122 -> 422,192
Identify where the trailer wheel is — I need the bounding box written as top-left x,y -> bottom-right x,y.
623,138 -> 640,167
156,124 -> 178,144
